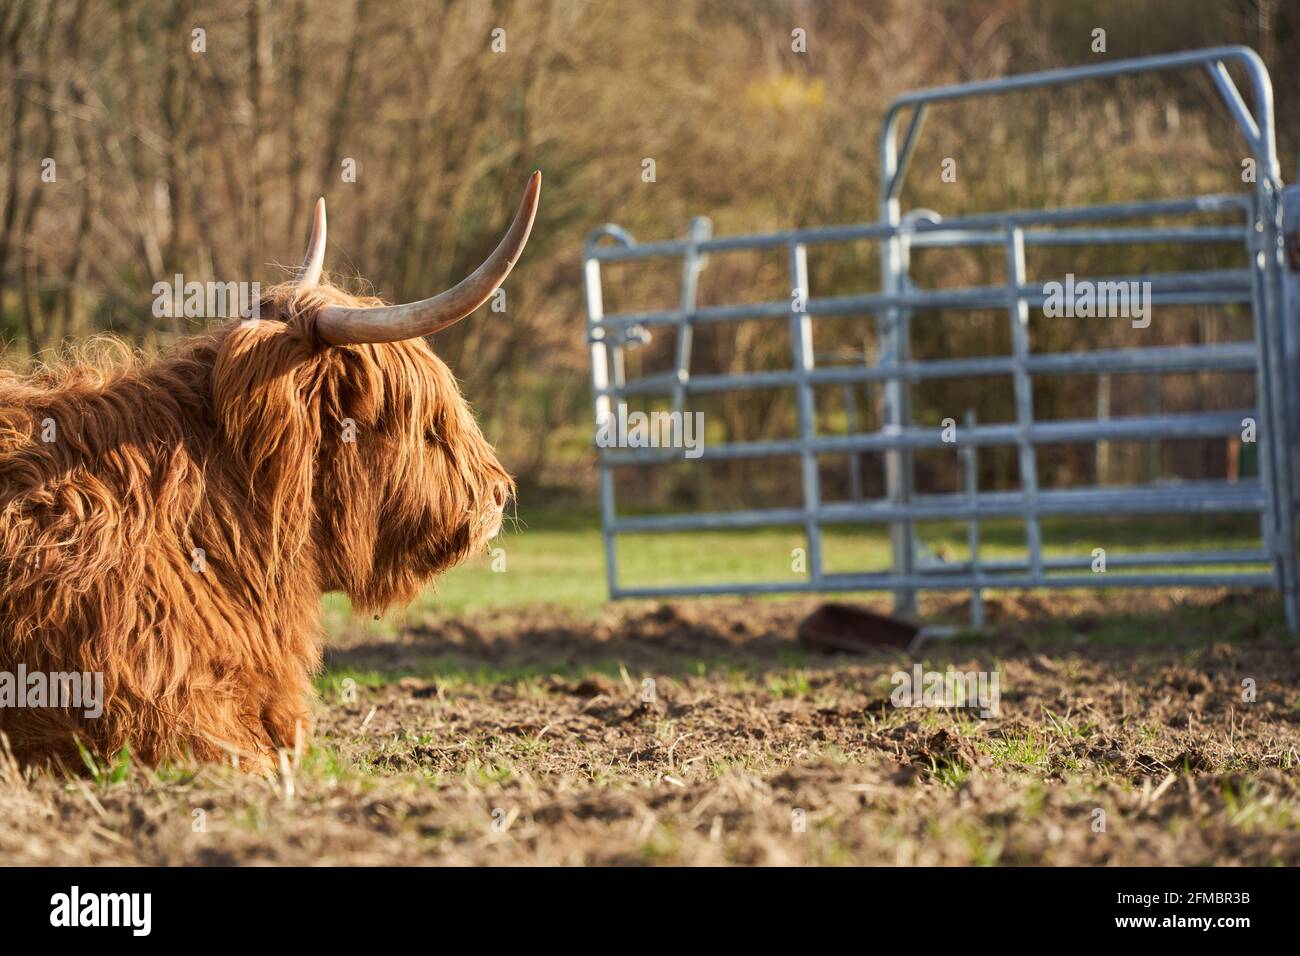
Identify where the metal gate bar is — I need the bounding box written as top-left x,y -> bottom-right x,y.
585,46 -> 1299,633
1004,227 -> 1044,579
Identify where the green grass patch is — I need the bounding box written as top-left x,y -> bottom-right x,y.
323,505 -> 1264,620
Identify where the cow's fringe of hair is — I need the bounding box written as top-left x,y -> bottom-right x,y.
0,281 -> 511,772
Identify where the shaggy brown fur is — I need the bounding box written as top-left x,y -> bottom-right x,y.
0,282 -> 511,771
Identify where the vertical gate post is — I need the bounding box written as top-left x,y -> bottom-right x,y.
879,216 -> 917,617
1268,184 -> 1300,634
963,408 -> 984,628
879,107 -> 930,619
789,242 -> 824,584
672,218 -> 712,416
1005,227 -> 1045,579
584,251 -> 621,599
1248,178 -> 1299,633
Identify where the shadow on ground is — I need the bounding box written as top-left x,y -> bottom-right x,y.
323,588 -> 1288,681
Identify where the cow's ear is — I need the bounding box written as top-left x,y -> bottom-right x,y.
212,320 -> 322,558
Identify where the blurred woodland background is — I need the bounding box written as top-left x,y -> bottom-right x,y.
1,0 -> 1297,507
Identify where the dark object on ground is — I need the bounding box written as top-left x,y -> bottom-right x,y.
797,602 -> 919,653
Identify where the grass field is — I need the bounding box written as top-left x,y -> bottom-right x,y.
366,506 -> 1268,616
4,507 -> 1298,866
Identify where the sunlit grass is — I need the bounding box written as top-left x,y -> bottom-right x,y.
321,506 -> 1264,619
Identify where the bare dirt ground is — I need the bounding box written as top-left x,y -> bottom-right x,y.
3,590 -> 1299,865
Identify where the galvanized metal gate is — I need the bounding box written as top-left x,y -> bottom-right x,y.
585,46 -> 1300,633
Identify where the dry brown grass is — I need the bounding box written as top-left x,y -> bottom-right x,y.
2,593 -> 1299,865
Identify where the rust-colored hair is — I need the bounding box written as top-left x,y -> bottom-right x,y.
0,282 -> 512,770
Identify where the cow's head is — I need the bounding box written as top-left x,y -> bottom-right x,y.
211,174 -> 538,610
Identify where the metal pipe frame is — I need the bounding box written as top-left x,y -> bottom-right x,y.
590,268 -> 1254,334
586,195 -> 1253,263
609,481 -> 1267,533
598,412 -> 1255,466
583,46 -> 1297,632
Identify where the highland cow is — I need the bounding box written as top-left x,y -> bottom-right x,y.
0,173 -> 540,771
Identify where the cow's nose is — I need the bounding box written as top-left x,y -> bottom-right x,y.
492,483 -> 508,510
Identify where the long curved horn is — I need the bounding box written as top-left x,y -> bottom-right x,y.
297,198 -> 327,287
315,171 -> 541,346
